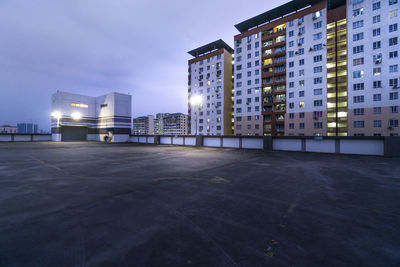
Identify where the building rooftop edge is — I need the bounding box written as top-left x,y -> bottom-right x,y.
188,39 -> 234,57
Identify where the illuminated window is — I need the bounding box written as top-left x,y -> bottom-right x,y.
71,103 -> 88,108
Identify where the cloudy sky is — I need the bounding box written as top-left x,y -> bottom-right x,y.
0,0 -> 288,131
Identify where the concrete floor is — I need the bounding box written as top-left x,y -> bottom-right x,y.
0,142 -> 399,267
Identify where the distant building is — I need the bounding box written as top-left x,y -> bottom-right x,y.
154,113 -> 165,135
17,123 -> 38,134
51,91 -> 132,142
1,125 -> 17,133
132,115 -> 154,135
162,113 -> 188,135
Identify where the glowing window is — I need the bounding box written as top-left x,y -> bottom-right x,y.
71,103 -> 88,108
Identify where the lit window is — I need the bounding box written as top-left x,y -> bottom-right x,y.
71,103 -> 88,108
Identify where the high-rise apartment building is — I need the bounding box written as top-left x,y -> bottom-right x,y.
347,0 -> 400,136
132,115 -> 154,135
188,40 -> 234,136
232,0 -> 399,136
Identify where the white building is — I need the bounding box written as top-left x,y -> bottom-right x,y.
162,113 -> 188,135
347,0 -> 400,136
1,125 -> 17,133
188,40 -> 234,136
51,91 -> 132,142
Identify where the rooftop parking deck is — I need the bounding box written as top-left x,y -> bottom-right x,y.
0,142 -> 399,266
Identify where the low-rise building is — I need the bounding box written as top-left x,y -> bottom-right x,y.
1,125 -> 17,133
51,91 -> 132,142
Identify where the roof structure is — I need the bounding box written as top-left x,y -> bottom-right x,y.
234,0 -> 323,33
188,39 -> 234,57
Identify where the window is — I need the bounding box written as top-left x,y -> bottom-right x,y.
353,45 -> 364,54
354,108 -> 365,115
374,120 -> 382,128
389,0 -> 398,5
314,66 -> 322,73
389,120 -> 399,127
372,2 -> 381,10
373,15 -> 380,23
289,41 -> 294,47
299,112 -> 305,118
313,32 -> 322,40
314,88 -> 323,95
299,101 -> 305,108
289,123 -> 294,129
289,71 -> 294,78
353,32 -> 364,41
289,103 -> 294,109
353,70 -> 364,78
299,59 -> 305,65
353,7 -> 364,17
289,51 -> 295,57
390,65 -> 398,73
289,30 -> 294,37
299,91 -> 305,97
236,47 -> 242,53
71,103 -> 88,108
390,78 -> 399,87
313,44 -> 323,51
289,92 -> 294,98
236,82 -> 242,87
391,106 -> 399,113
354,96 -> 364,103
314,100 -> 323,106
314,55 -> 322,62
390,92 -> 398,100
314,122 -> 323,129
353,20 -> 364,29
299,80 -> 305,86
373,67 -> 381,76
390,51 -> 398,58
389,37 -> 398,46
374,107 -> 382,114
354,121 -> 365,128
289,113 -> 294,119
314,77 -> 323,84
299,123 -> 305,129
354,83 -> 364,90
314,21 -> 322,29
236,73 -> 242,79
373,94 -> 382,101
373,28 -> 381,36
389,23 -> 398,32
298,48 -> 305,55
390,10 -> 398,18
247,53 -> 251,59
299,69 -> 304,76
373,81 -> 382,88
373,41 -> 381,49
289,61 -> 294,68
353,57 -> 364,66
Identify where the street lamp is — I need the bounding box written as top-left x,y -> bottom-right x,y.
189,95 -> 202,135
51,111 -> 62,127
71,112 -> 82,120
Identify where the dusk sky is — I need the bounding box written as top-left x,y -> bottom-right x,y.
0,0 -> 289,131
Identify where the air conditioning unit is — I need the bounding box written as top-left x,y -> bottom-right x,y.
298,43 -> 302,46
388,126 -> 393,130
295,51 -> 299,55
313,16 -> 317,20
309,47 -> 313,52
298,32 -> 302,36
375,60 -> 381,64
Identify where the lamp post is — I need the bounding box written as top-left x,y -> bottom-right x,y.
189,95 -> 202,135
51,111 -> 62,127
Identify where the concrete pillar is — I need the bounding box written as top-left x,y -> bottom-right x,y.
195,135 -> 203,147
384,137 -> 400,157
335,139 -> 340,153
263,136 -> 273,151
154,135 -> 160,145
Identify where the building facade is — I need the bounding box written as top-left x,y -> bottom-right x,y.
347,0 -> 400,136
1,125 -> 17,133
188,40 -> 234,136
51,91 -> 132,142
17,123 -> 38,134
232,0 -> 399,136
162,113 -> 188,135
132,115 -> 154,135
